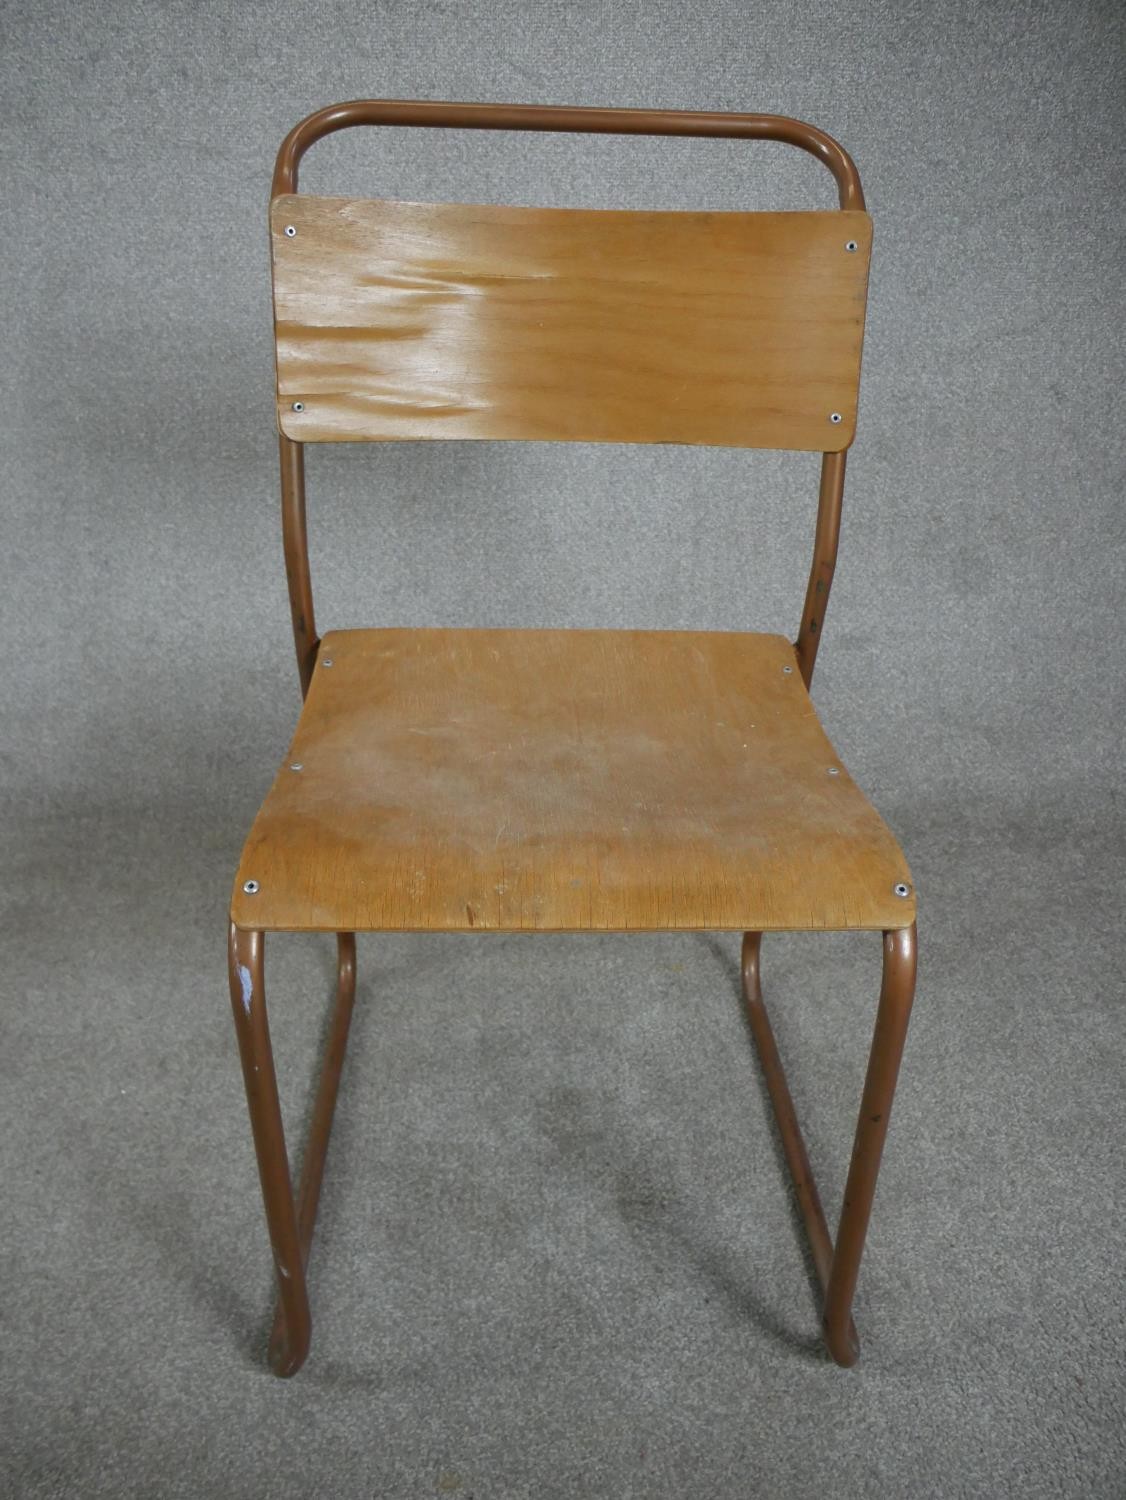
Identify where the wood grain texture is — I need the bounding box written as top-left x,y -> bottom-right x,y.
230,628 -> 914,934
270,196 -> 872,450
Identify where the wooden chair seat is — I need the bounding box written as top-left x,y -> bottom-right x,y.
231,626 -> 913,935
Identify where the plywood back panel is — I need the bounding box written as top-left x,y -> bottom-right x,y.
270,196 -> 871,450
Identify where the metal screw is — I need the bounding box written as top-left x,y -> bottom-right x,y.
284,224 -> 297,238
845,239 -> 858,252
827,766 -> 840,776
291,401 -> 305,413
830,412 -> 843,424
322,658 -> 333,668
289,763 -> 303,772
243,879 -> 260,895
782,665 -> 793,675
893,882 -> 911,898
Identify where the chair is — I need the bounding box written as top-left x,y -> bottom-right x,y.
227,99 -> 918,1377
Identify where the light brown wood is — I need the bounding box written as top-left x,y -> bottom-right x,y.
270,197 -> 872,451
230,628 -> 914,934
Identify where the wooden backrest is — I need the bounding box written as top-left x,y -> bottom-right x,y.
270,102 -> 873,694
270,195 -> 872,452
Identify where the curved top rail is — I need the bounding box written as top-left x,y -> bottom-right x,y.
272,98 -> 865,210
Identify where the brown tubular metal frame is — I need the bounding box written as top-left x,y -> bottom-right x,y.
233,101 -> 914,1376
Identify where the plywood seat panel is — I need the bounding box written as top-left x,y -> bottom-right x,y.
230,627 -> 913,934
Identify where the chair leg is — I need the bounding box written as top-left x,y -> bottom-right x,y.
741,924 -> 917,1366
227,923 -> 309,1375
267,932 -> 357,1369
227,926 -> 359,1377
822,925 -> 917,1364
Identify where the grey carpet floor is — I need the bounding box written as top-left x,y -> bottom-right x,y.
2,789 -> 1123,1498
3,0 -> 1125,1493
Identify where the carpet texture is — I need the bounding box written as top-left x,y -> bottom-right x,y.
1,1 -> 1124,1496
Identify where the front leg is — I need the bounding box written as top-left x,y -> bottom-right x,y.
822,923 -> 917,1365
227,923 -> 310,1376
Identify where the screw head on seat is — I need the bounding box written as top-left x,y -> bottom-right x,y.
242,879 -> 260,895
